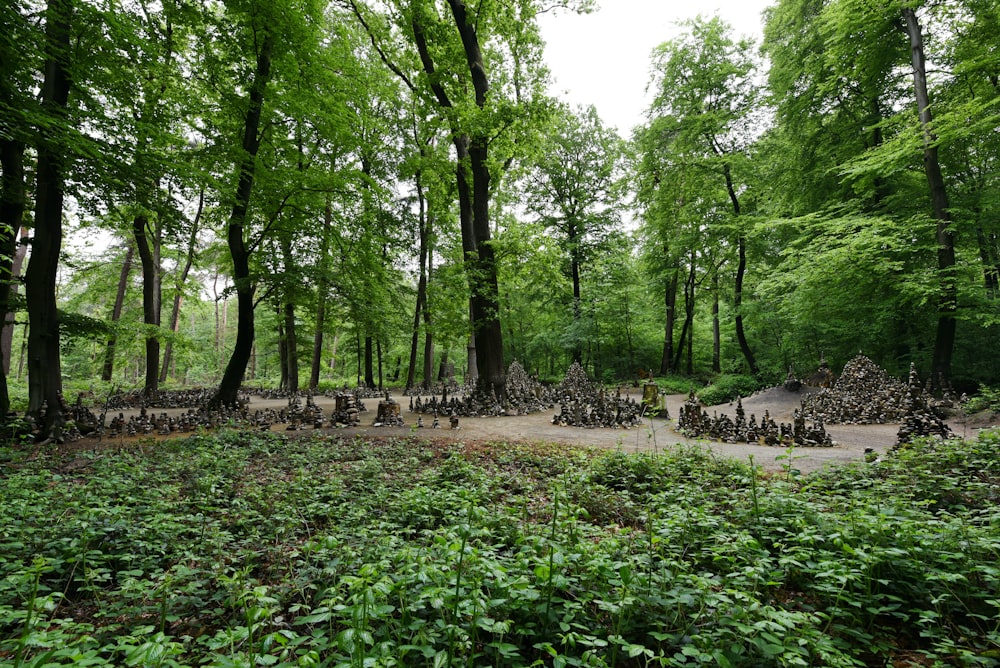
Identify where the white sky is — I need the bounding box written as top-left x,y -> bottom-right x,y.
537,0 -> 775,137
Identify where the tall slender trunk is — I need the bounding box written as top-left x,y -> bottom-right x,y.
284,300 -> 298,392
406,169 -> 430,390
674,258 -> 696,373
660,264 -> 678,375
422,242 -> 434,389
1,140 -> 25,417
904,7 -> 956,391
102,243 -> 135,381
133,214 -> 161,396
211,31 -> 273,407
364,335 -> 374,388
712,272 -> 721,373
722,162 -> 758,375
310,199 -> 332,389
278,314 -> 288,390
160,190 -> 202,383
25,0 -> 72,441
569,223 -> 583,364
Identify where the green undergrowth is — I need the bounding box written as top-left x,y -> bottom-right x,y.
1,430 -> 999,667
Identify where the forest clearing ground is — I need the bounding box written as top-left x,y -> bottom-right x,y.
90,385 -> 984,474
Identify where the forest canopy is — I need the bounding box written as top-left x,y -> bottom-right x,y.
2,0 -> 999,439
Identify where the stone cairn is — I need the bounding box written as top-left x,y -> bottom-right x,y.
800,354 -> 907,424
550,362 -> 644,429
677,392 -> 833,447
408,360 -> 644,429
896,363 -> 952,445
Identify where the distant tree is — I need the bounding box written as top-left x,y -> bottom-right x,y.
524,104 -> 627,364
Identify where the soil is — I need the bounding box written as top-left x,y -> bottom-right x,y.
86,384 -> 981,474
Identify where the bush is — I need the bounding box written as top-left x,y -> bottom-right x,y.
698,373 -> 763,405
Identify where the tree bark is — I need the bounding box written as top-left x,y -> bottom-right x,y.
133,214 -> 161,396
412,4 -> 505,398
904,7 -> 956,391
310,198 -> 333,389
0,139 -> 25,416
25,0 -> 72,441
160,190 -> 202,383
283,300 -> 298,392
406,168 -> 430,390
712,271 -> 721,373
659,265 -> 678,375
101,243 -> 135,382
211,31 -> 273,407
721,162 -> 759,376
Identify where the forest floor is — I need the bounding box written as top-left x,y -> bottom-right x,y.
91,384 -> 987,474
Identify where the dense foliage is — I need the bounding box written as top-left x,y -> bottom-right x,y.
2,430 -> 998,666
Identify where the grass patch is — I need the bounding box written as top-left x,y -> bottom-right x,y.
1,430 -> 998,666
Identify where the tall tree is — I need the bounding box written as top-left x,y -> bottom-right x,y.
25,0 -> 73,442
642,16 -> 763,375
524,104 -> 626,364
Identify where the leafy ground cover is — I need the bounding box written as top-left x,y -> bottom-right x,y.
1,430 -> 998,667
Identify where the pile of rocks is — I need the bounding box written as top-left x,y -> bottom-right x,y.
550,363 -> 644,428
678,393 -> 834,447
800,354 -> 908,424
897,364 -> 953,445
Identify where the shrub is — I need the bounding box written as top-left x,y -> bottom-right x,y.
698,373 -> 763,405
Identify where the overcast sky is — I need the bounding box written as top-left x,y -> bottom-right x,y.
537,0 -> 775,137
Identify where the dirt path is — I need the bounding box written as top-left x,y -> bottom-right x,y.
88,385 -> 981,474
227,386 -> 974,474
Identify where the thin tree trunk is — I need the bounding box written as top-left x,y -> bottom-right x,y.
284,300 -> 298,392
406,170 -> 430,390
211,31 -> 273,407
364,335 -> 374,388
160,190 -> 202,383
133,214 -> 161,396
721,162 -> 759,376
278,315 -> 288,390
0,140 -> 25,416
904,7 -> 956,391
660,265 -> 678,375
712,271 -> 721,373
422,241 -> 434,390
674,259 -> 696,373
25,0 -> 72,441
310,199 -> 333,389
102,243 -> 135,381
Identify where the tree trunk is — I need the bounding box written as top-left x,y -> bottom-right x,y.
569,224 -> 583,364
160,190 -> 202,383
25,0 -> 72,442
133,213 -> 161,396
904,7 -> 956,391
284,300 -> 298,392
660,265 -> 678,375
413,4 -> 505,398
712,272 -> 721,373
211,31 -> 273,407
721,162 -> 759,376
278,316 -> 288,390
101,243 -> 135,382
674,259 -> 696,373
0,139 -> 25,417
364,335 -> 374,388
406,170 -> 430,390
2,228 -> 28,376
310,198 -> 333,389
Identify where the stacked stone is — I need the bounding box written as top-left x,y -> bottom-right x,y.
677,393 -> 833,446
896,363 -> 952,445
550,363 -> 643,428
800,354 -> 907,424
503,361 -> 550,415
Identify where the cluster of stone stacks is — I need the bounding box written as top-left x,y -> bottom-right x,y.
897,363 -> 953,445
503,361 -> 549,415
800,354 -> 908,424
677,393 -> 834,447
549,362 -> 644,428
